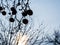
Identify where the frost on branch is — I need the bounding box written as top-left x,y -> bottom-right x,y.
0,0 -> 46,45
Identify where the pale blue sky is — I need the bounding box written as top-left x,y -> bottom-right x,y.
30,0 -> 60,29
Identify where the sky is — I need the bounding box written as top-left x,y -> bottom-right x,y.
30,0 -> 60,30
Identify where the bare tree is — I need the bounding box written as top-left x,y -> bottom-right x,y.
0,0 -> 47,45
44,28 -> 60,45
